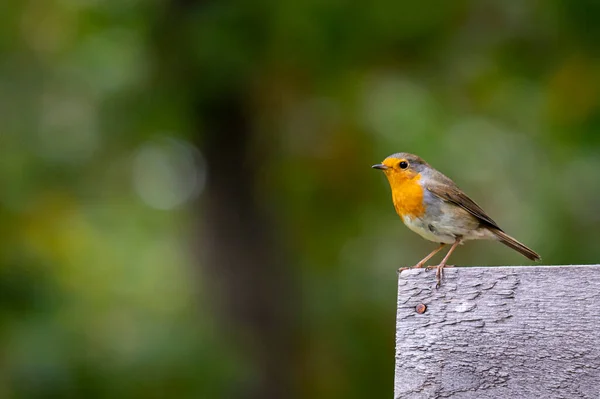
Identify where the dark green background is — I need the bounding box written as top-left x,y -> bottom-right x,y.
2,0 -> 600,398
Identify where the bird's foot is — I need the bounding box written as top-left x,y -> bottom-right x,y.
425,264 -> 455,288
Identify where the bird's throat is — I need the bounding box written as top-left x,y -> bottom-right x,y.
388,173 -> 426,219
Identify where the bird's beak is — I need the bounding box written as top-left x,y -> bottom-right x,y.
372,164 -> 388,170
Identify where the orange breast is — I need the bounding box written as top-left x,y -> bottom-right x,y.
390,174 -> 426,219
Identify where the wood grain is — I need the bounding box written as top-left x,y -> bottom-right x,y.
394,265 -> 600,399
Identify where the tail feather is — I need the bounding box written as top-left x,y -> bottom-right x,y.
490,229 -> 541,261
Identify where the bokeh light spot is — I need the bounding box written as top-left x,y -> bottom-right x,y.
132,137 -> 205,210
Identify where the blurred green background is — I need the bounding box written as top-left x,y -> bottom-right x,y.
2,0 -> 600,398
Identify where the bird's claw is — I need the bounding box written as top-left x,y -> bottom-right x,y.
433,264 -> 455,288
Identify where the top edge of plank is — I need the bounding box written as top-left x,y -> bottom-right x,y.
398,264 -> 600,277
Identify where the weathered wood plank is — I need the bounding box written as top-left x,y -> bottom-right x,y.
394,265 -> 600,399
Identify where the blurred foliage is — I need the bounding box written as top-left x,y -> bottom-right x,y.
1,0 -> 600,398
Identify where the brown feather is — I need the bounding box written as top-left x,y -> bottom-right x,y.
426,184 -> 500,229
489,229 -> 541,261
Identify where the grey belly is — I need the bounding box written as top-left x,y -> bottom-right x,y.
402,215 -> 458,244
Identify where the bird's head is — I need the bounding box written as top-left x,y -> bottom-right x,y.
372,153 -> 427,185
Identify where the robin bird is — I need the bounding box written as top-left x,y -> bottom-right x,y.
372,152 -> 540,287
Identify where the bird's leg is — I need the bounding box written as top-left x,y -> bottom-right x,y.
431,238 -> 461,287
398,243 -> 446,273
415,243 -> 446,268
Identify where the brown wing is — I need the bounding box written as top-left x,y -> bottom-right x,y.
426,184 -> 502,230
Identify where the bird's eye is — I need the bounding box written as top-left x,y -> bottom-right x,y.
399,161 -> 409,169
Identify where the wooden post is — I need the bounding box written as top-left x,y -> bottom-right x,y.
394,265 -> 600,399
